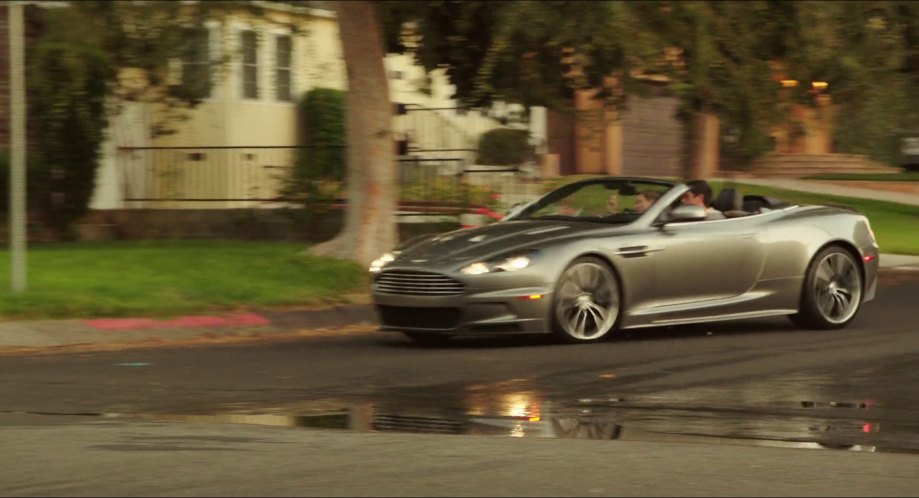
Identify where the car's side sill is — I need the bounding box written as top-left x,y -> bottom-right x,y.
623,309 -> 797,329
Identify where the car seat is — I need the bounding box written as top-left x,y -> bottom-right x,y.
710,188 -> 749,218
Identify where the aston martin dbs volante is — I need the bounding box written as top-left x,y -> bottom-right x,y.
370,177 -> 879,344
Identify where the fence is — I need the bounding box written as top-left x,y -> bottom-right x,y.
116,145 -> 544,220
395,104 -> 478,166
118,145 -> 311,208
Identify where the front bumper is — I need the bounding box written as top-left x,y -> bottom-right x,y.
371,270 -> 554,336
863,249 -> 880,303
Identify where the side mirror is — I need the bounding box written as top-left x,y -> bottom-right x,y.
504,201 -> 531,220
665,205 -> 707,223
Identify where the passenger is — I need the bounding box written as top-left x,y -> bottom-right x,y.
607,190 -> 661,214
680,179 -> 725,220
605,192 -> 620,213
634,190 -> 661,214
557,195 -> 581,216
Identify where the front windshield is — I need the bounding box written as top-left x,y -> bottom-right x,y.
511,179 -> 673,224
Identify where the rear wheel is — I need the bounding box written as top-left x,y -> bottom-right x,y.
789,246 -> 863,330
551,256 -> 621,343
402,331 -> 453,346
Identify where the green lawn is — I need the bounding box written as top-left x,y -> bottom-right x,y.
0,180 -> 914,320
712,181 -> 919,256
0,241 -> 367,320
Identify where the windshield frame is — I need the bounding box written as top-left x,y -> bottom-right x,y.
506,177 -> 678,225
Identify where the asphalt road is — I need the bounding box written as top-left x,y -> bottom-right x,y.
1,270 -> 918,496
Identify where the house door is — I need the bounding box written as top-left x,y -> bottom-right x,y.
621,94 -> 684,178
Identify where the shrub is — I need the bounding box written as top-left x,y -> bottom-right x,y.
0,151 -> 53,215
476,128 -> 535,166
27,42 -> 112,237
284,88 -> 347,232
297,87 -> 346,181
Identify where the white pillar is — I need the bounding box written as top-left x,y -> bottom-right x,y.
529,106 -> 547,154
8,1 -> 27,292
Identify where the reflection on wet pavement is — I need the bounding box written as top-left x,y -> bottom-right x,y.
107,370 -> 919,455
95,354 -> 919,455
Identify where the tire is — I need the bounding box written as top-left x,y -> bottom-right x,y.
550,256 -> 622,343
789,246 -> 863,330
402,331 -> 453,346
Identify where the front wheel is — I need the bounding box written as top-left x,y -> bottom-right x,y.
790,246 -> 863,330
551,256 -> 621,343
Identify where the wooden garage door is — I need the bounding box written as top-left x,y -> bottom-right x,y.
621,95 -> 684,178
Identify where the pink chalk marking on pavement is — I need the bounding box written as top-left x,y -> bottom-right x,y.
85,313 -> 269,331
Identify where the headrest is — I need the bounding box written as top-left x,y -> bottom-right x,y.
711,188 -> 743,212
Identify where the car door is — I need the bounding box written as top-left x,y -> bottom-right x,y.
642,217 -> 761,308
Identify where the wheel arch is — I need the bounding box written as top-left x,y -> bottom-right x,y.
795,239 -> 867,312
546,250 -> 626,342
792,239 -> 867,328
574,250 -> 626,308
812,239 -> 867,292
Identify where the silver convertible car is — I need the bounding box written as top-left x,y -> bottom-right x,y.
370,177 -> 879,344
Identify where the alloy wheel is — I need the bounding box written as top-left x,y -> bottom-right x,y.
554,260 -> 620,341
812,252 -> 862,325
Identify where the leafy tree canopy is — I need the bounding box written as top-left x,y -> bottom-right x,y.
381,1 -> 919,165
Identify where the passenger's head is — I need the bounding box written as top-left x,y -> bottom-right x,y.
681,180 -> 714,208
634,190 -> 661,213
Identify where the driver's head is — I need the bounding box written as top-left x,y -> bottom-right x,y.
681,180 -> 713,208
634,190 -> 661,213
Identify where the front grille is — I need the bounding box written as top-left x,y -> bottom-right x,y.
372,414 -> 465,434
374,270 -> 464,296
377,305 -> 462,330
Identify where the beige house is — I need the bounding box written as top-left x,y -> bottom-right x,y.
93,1 -> 347,210
91,2 -> 545,211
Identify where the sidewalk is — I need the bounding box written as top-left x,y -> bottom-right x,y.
721,177 -> 919,206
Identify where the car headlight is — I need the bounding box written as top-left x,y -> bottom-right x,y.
461,251 -> 537,275
369,251 -> 399,273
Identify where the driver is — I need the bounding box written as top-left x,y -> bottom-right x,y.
556,196 -> 581,216
680,180 -> 725,220
606,190 -> 660,214
634,190 -> 661,214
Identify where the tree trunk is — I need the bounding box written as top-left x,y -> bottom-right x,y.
309,1 -> 398,268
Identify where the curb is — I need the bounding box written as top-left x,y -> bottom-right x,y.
880,254 -> 919,270
0,304 -> 378,353
257,304 -> 377,330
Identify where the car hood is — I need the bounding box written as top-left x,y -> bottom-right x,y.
391,219 -> 625,268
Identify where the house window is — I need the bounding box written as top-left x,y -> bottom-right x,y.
176,26 -> 211,100
275,35 -> 292,102
241,30 -> 259,99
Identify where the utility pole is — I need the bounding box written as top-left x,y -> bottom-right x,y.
8,0 -> 27,292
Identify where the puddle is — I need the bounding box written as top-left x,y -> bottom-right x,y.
69,357 -> 919,455
95,386 -> 919,455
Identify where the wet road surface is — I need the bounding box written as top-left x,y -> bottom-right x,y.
1,270 -> 917,460
81,349 -> 918,455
